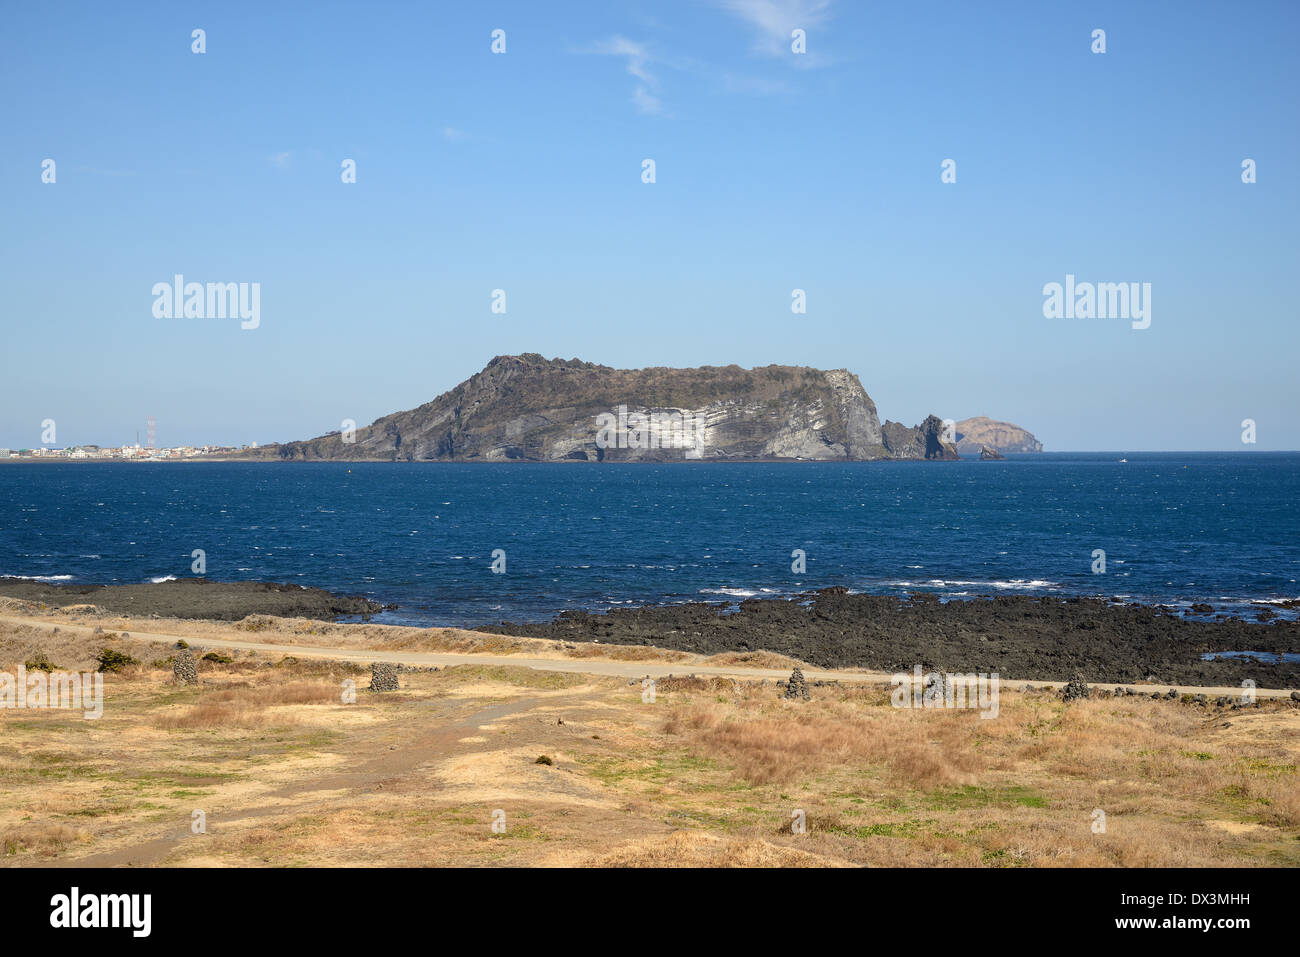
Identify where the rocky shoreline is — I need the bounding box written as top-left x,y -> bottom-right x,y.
0,577 -> 390,622
482,589 -> 1300,688
4,577 -> 1296,687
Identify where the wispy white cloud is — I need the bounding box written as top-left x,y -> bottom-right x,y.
268,151 -> 292,169
632,86 -> 664,115
587,35 -> 668,115
442,126 -> 469,142
718,0 -> 834,61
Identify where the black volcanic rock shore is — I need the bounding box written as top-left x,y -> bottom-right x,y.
5,577 -> 1295,688
0,577 -> 389,622
482,589 -> 1300,688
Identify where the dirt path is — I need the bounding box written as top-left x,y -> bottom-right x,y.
3,614 -> 1295,698
48,694 -> 553,868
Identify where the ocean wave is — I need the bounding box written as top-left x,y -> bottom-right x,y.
888,578 -> 1061,591
149,575 -> 177,583
700,587 -> 760,598
3,574 -> 74,582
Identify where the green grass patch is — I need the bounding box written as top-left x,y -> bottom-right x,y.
577,751 -> 720,790
664,806 -> 765,832
922,785 -> 1048,811
820,817 -> 939,839
1242,759 -> 1297,775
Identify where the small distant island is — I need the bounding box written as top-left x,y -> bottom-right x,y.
955,416 -> 1044,454
234,355 -> 1042,464
3,357 -> 1043,463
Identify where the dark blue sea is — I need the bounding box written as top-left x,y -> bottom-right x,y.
1,453 -> 1297,627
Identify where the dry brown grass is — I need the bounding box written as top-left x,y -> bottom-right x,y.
561,642 -> 692,662
2,602 -> 1296,868
2,822 -> 91,858
3,601 -> 698,667
702,650 -> 806,670
655,675 -> 740,694
587,830 -> 852,867
156,681 -> 340,729
663,687 -> 980,788
652,683 -> 1300,866
229,614 -> 691,662
0,619 -> 122,674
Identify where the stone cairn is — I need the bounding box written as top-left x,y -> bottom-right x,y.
173,648 -> 198,685
922,666 -> 951,703
369,661 -> 400,692
1060,672 -> 1091,701
783,667 -> 811,701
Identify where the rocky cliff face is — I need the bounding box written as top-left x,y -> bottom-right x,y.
880,415 -> 961,460
955,416 -> 1043,454
244,355 -> 960,462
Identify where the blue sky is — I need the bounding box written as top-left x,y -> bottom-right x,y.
2,0 -> 1297,451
